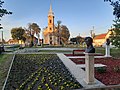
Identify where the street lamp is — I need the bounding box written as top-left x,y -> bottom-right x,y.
0,30 -> 4,52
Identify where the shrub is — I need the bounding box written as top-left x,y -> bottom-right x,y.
96,67 -> 106,74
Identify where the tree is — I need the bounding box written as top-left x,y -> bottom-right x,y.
60,25 -> 70,44
76,36 -> 84,44
27,23 -> 41,46
11,27 -> 26,43
57,20 -> 61,45
70,36 -> 84,44
70,38 -> 77,44
104,0 -> 120,18
104,0 -> 120,48
110,21 -> 120,48
0,0 -> 12,28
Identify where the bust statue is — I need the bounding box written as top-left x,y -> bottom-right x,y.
106,38 -> 110,46
84,37 -> 95,53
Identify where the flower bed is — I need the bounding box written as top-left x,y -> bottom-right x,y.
64,54 -> 85,56
4,54 -> 82,90
69,57 -> 120,85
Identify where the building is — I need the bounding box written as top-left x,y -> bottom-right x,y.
43,4 -> 58,45
93,29 -> 112,47
7,39 -> 24,45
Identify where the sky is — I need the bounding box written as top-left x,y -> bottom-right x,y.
0,0 -> 115,41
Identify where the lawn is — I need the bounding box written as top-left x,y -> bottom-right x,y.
110,48 -> 120,58
95,47 -> 120,58
0,54 -> 13,90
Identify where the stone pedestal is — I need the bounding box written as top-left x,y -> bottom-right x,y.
84,53 -> 95,85
105,45 -> 111,57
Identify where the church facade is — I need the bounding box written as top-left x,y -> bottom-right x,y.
43,4 -> 58,45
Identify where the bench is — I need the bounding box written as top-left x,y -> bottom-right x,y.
73,50 -> 85,55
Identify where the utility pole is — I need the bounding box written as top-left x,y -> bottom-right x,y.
90,26 -> 94,38
1,30 -> 4,51
2,31 -> 3,45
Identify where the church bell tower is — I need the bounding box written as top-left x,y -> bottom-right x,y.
48,4 -> 54,45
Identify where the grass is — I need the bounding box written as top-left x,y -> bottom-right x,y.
95,47 -> 105,55
0,54 -> 13,90
95,47 -> 120,58
111,48 -> 120,58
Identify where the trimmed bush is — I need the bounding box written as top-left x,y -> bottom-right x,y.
96,67 -> 106,74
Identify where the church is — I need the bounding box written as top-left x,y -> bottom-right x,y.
43,4 -> 59,45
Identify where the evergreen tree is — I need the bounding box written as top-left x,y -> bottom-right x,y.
111,20 -> 120,48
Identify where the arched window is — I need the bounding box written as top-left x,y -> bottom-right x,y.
50,20 -> 52,23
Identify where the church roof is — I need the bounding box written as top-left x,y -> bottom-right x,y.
48,4 -> 54,16
94,33 -> 107,39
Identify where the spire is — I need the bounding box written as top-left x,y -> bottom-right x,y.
48,2 -> 54,16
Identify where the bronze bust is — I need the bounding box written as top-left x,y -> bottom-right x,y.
106,38 -> 110,46
84,37 -> 95,53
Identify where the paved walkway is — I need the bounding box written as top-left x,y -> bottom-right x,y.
3,48 -> 76,54
57,53 -> 105,89
38,47 -> 79,51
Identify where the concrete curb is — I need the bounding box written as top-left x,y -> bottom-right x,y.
2,53 -> 16,90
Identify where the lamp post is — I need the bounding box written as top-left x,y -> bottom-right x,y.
2,31 -> 3,45
1,30 -> 4,52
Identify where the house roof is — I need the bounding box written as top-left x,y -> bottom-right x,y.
94,33 -> 107,39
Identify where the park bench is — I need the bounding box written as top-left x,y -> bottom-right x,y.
73,49 -> 85,55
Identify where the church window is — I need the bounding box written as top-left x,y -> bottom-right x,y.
50,28 -> 52,30
50,20 -> 52,23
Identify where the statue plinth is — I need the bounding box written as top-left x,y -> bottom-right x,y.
84,53 -> 95,85
105,45 -> 112,57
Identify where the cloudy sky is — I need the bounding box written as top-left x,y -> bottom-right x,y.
1,0 -> 114,40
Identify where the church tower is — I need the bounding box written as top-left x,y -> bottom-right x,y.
48,4 -> 54,45
43,3 -> 57,45
48,4 -> 54,32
